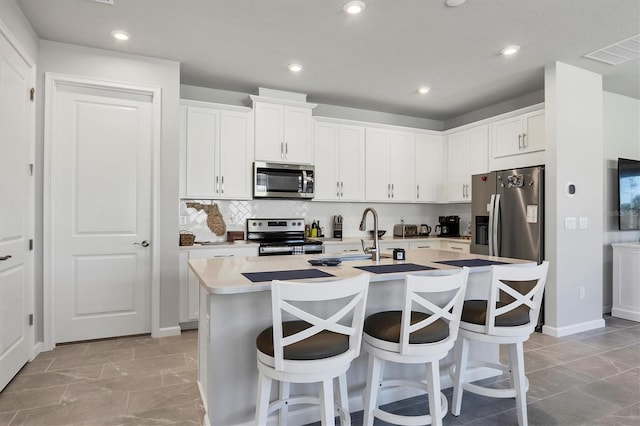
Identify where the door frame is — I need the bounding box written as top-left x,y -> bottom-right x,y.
0,19 -> 36,361
43,72 -> 161,350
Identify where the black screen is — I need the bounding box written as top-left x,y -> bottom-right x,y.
618,157 -> 640,231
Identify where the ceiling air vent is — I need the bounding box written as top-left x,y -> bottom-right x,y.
584,34 -> 640,65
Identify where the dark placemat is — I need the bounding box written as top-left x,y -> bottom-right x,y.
434,258 -> 510,268
354,263 -> 437,274
242,269 -> 335,283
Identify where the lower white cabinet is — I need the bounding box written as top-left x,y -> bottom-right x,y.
180,246 -> 258,322
612,243 -> 640,322
442,240 -> 470,253
409,240 -> 441,250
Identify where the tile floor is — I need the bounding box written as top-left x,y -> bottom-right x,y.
0,316 -> 638,425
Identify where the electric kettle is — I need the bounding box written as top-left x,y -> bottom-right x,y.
418,224 -> 431,236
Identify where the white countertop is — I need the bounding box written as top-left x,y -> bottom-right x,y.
189,248 -> 531,295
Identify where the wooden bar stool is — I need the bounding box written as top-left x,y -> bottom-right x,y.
254,274 -> 370,426
450,261 -> 549,426
361,268 -> 469,426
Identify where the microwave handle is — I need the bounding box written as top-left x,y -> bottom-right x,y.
302,170 -> 308,193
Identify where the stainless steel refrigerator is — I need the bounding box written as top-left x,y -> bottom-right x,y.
471,166 -> 544,263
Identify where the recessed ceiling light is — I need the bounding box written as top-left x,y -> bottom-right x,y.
343,1 -> 366,15
417,87 -> 431,95
288,63 -> 303,72
500,45 -> 520,56
446,0 -> 467,6
111,30 -> 130,41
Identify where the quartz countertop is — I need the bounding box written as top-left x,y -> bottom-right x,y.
189,248 -> 531,295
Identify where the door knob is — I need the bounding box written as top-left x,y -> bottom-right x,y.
0,255 -> 11,261
134,240 -> 150,247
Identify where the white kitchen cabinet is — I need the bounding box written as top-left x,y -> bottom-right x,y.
322,243 -> 363,255
612,243 -> 640,322
252,97 -> 316,164
492,109 -> 545,158
365,128 -> 415,202
442,240 -> 470,253
180,245 -> 258,322
180,101 -> 253,199
415,133 -> 444,202
313,121 -> 365,201
447,124 -> 489,202
409,240 -> 442,250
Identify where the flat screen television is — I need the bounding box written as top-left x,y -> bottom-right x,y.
618,157 -> 640,231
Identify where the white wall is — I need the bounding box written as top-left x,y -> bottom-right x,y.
602,92 -> 640,312
36,41 -> 181,334
544,62 -> 605,336
0,0 -> 38,63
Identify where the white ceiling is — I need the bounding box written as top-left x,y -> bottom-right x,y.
16,0 -> 640,120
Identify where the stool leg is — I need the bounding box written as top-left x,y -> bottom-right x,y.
319,379 -> 336,426
363,354 -> 383,426
255,372 -> 272,426
508,342 -> 528,426
451,336 -> 469,416
337,373 -> 350,421
278,381 -> 290,426
426,360 -> 443,426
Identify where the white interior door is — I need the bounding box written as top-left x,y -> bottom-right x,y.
0,30 -> 34,392
51,83 -> 153,343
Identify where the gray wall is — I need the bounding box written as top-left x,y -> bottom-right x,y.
36,41 -> 181,335
545,62 -> 605,334
602,92 -> 640,312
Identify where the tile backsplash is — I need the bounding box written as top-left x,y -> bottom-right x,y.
180,199 -> 471,242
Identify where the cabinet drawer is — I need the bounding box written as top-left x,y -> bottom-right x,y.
442,241 -> 470,253
409,241 -> 441,250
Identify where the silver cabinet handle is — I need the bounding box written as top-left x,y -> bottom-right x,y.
340,181 -> 344,197
387,183 -> 391,198
221,176 -> 224,194
522,133 -> 527,149
451,246 -> 463,250
416,184 -> 420,199
0,255 -> 11,261
285,142 -> 288,156
337,181 -> 340,197
518,134 -> 523,150
391,183 -> 394,198
134,240 -> 150,247
215,176 -> 219,193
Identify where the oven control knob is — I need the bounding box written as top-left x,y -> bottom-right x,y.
252,222 -> 256,226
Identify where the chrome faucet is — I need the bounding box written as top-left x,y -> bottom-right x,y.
359,207 -> 380,261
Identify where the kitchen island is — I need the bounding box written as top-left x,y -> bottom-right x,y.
189,248 -> 533,426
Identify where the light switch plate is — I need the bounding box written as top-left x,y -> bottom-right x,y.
565,217 -> 577,230
579,217 -> 588,229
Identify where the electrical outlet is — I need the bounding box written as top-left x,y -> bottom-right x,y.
179,216 -> 187,226
579,217 -> 588,229
579,286 -> 586,299
564,217 -> 577,230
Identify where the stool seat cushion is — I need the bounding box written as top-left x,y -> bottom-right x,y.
461,300 -> 530,327
256,320 -> 349,360
363,310 -> 449,344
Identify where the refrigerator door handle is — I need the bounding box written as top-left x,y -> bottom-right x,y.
488,194 -> 496,256
492,194 -> 501,256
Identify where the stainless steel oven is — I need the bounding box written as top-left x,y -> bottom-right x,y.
247,218 -> 323,256
253,162 -> 314,199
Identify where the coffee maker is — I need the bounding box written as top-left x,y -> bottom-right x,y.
332,215 -> 343,239
435,216 -> 460,237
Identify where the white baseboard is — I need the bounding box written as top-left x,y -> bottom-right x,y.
542,318 -> 606,337
611,308 -> 640,322
154,326 -> 181,338
31,341 -> 43,361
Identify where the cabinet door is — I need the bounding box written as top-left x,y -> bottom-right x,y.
492,115 -> 523,158
388,132 -> 415,202
254,102 -> 284,162
313,122 -> 340,201
523,110 -> 545,153
467,125 -> 489,176
185,106 -> 218,198
218,111 -> 252,199
415,134 -> 440,202
365,128 -> 390,201
338,125 -> 365,201
179,251 -> 191,323
447,131 -> 468,202
283,105 -> 312,164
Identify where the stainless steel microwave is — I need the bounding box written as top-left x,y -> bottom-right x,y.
253,162 -> 315,199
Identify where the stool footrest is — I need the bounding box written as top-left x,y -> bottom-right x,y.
462,375 -> 529,399
372,391 -> 447,426
268,396 -> 351,425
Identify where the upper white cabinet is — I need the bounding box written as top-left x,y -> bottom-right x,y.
447,124 -> 489,202
251,95 -> 316,164
313,120 -> 365,201
415,133 -> 444,203
492,109 -> 545,158
365,128 -> 415,202
180,101 -> 253,199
